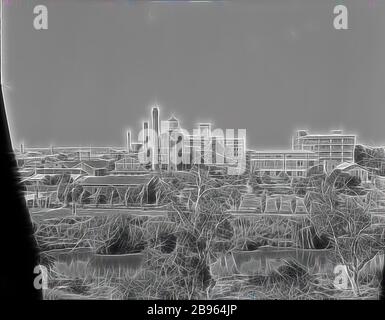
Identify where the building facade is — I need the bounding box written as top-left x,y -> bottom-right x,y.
135,107 -> 246,174
292,129 -> 356,169
249,149 -> 318,178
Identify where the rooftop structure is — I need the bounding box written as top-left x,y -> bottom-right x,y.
292,129 -> 356,165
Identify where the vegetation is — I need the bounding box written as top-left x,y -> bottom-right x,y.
354,144 -> 385,176
96,216 -> 147,255
153,166 -> 239,295
307,172 -> 385,296
32,164 -> 385,300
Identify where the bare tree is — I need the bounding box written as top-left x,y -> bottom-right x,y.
155,166 -> 244,297
307,174 -> 385,296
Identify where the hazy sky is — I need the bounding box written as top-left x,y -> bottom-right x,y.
3,0 -> 385,149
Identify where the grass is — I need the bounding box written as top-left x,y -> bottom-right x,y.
40,245 -> 383,300
34,212 -> 383,300
96,217 -> 147,254
230,216 -> 322,250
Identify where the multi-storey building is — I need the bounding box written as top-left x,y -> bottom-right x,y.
292,129 -> 356,171
249,149 -> 318,178
182,131 -> 246,175
135,107 -> 246,174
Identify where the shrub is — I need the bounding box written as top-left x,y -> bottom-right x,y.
269,259 -> 310,289
96,217 -> 147,254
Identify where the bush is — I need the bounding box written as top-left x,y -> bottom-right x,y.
97,220 -> 147,255
269,259 -> 310,289
241,239 -> 267,251
158,233 -> 177,253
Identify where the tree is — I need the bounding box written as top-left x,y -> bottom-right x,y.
96,193 -> 107,205
354,144 -> 385,175
78,189 -> 91,205
346,175 -> 361,188
248,173 -> 262,193
307,164 -> 325,177
70,184 -> 83,213
308,175 -> 385,296
155,166 -> 241,296
57,173 -> 73,204
124,185 -> 143,206
291,177 -> 308,196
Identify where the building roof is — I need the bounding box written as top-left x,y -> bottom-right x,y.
298,134 -> 356,138
184,134 -> 245,141
35,168 -> 88,175
57,160 -> 82,168
78,174 -> 154,186
115,155 -> 139,163
18,169 -> 35,178
168,115 -> 179,122
22,173 -> 83,183
335,162 -> 368,172
76,160 -> 111,169
249,149 -> 316,154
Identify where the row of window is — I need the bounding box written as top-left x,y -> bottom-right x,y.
321,145 -> 353,150
300,138 -> 355,144
318,152 -> 353,158
251,160 -> 315,169
250,154 -> 318,160
258,170 -> 306,177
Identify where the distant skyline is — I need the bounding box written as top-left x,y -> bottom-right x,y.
3,0 -> 385,149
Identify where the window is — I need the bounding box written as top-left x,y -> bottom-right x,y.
319,145 -> 331,151
297,160 -> 304,167
319,152 -> 331,157
343,138 -> 355,144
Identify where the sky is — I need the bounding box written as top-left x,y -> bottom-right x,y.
2,0 -> 385,149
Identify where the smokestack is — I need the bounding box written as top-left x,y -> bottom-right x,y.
143,121 -> 151,165
126,130 -> 132,153
152,106 -> 159,137
20,143 -> 24,154
143,121 -> 149,144
152,106 -> 160,169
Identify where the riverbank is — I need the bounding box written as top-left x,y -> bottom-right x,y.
34,212 -> 383,300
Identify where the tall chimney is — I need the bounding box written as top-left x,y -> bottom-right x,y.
152,106 -> 160,169
126,130 -> 132,153
143,121 -> 150,165
143,121 -> 149,144
152,106 -> 159,137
